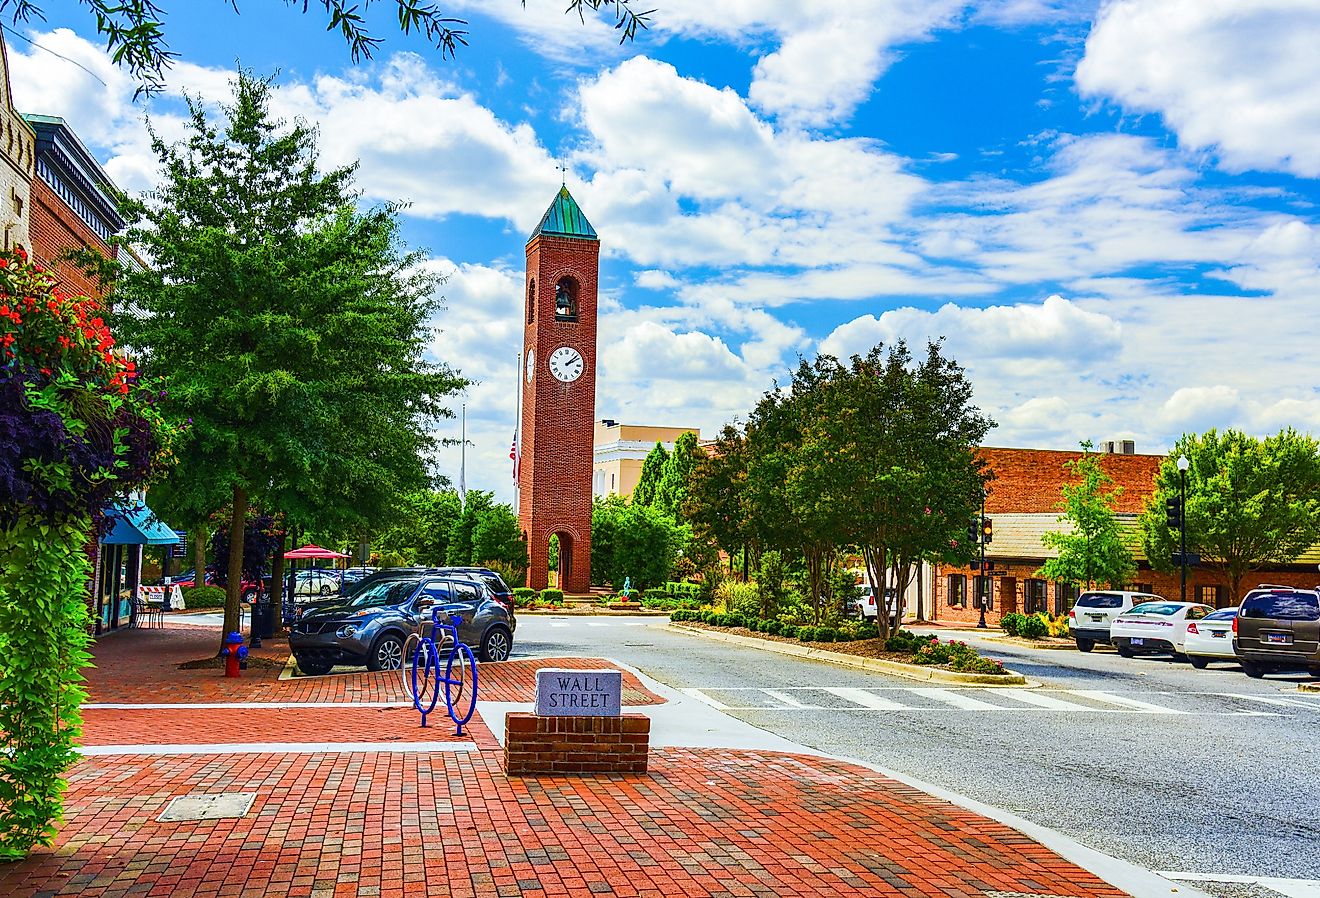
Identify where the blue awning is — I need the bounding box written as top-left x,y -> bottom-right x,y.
101,502 -> 182,546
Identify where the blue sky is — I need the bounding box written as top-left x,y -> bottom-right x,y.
11,1 -> 1320,502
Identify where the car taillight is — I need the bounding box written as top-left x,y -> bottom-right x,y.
1068,609 -> 1075,619
1186,623 -> 1199,634
1232,617 -> 1238,634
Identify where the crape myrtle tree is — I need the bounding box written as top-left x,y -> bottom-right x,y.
108,71 -> 465,648
1037,441 -> 1134,591
0,248 -> 173,858
1,1 -> 652,97
1139,429 -> 1320,603
815,342 -> 993,640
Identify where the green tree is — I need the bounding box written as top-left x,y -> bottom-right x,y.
376,489 -> 461,565
755,549 -> 788,620
656,430 -> 702,519
1037,441 -> 1135,590
7,1 -> 652,96
687,423 -> 751,567
446,490 -> 493,566
472,503 -> 529,581
109,71 -> 463,645
591,498 -> 688,590
633,442 -> 668,506
1139,429 -> 1320,603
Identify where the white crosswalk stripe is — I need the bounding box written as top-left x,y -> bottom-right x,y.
907,688 -> 1004,710
761,689 -> 821,709
820,687 -> 912,711
1216,692 -> 1320,710
993,689 -> 1096,711
1066,689 -> 1189,714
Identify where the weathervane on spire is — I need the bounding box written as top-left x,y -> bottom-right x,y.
556,162 -> 568,186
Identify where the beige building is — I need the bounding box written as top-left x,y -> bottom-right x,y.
0,37 -> 35,252
593,420 -> 701,500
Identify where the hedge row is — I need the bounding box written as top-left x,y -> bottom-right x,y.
670,608 -> 882,643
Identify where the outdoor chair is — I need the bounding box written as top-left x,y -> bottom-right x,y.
133,599 -> 165,629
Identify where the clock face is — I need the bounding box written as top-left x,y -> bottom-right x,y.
525,348 -> 535,383
548,346 -> 585,383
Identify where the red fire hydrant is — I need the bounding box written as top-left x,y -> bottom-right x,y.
223,631 -> 249,678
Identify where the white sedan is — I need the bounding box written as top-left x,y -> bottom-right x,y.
1183,606 -> 1241,668
1110,601 -> 1214,658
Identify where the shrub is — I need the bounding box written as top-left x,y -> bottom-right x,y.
780,625 -> 799,640
797,626 -> 818,642
725,614 -> 746,628
885,630 -> 936,653
1039,611 -> 1070,638
816,627 -> 837,643
644,587 -> 670,604
538,588 -> 564,605
765,620 -> 782,636
716,580 -> 760,617
1017,615 -> 1048,639
1000,612 -> 1026,637
184,585 -> 226,609
513,587 -> 537,608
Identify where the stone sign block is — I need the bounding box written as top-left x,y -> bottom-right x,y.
535,668 -> 622,716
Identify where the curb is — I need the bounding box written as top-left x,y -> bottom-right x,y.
668,623 -> 1030,686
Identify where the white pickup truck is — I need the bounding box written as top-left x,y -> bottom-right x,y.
851,585 -> 902,624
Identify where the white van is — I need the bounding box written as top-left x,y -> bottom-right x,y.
1068,590 -> 1165,652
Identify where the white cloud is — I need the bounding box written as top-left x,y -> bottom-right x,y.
1159,385 -> 1245,434
1076,0 -> 1320,176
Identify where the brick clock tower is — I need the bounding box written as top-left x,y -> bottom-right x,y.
518,186 -> 600,593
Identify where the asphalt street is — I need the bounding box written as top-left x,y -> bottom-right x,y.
508,614 -> 1320,889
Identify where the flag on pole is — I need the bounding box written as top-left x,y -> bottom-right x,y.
511,430 -> 520,480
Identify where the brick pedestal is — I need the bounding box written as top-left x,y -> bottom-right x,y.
504,712 -> 650,775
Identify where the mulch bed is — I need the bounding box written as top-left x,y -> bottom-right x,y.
177,654 -> 286,671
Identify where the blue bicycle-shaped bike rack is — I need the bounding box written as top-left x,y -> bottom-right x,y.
406,609 -> 479,735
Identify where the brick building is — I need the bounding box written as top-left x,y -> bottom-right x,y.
24,113 -> 125,298
0,37 -> 35,252
933,444 -> 1320,626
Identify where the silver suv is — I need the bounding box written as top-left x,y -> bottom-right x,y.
1234,586 -> 1320,679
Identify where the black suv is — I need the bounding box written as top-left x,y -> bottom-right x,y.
1234,585 -> 1320,678
289,573 -> 515,675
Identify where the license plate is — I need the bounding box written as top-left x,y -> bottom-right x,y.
1264,633 -> 1292,645
1088,614 -> 1103,622
1211,631 -> 1226,638
1130,638 -> 1144,646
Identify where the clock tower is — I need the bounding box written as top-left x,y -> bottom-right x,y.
518,186 -> 600,593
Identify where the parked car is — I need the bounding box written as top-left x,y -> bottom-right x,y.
1109,601 -> 1213,658
168,568 -> 262,603
434,567 -> 515,614
1183,606 -> 1241,668
1233,585 -> 1320,679
339,567 -> 377,589
850,585 -> 901,625
1067,590 -> 1165,652
289,573 -> 516,675
291,568 -> 341,598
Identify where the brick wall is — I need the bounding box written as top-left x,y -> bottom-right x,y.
0,92 -> 34,251
29,178 -> 110,299
504,712 -> 650,775
519,233 -> 601,593
980,447 -> 1161,514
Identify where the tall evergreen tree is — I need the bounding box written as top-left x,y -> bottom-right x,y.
633,442 -> 668,506
656,431 -> 702,520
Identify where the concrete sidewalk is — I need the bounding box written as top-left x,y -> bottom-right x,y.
0,626 -> 1205,898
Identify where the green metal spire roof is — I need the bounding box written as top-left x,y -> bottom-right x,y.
530,186 -> 598,241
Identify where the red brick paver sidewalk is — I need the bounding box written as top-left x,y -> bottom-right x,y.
2,747 -> 1126,898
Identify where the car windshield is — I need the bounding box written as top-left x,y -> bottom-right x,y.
1204,608 -> 1238,621
1242,592 -> 1320,621
1077,593 -> 1123,608
348,579 -> 419,608
1128,602 -> 1183,616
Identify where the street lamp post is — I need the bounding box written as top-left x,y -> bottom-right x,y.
1177,455 -> 1189,602
976,497 -> 988,629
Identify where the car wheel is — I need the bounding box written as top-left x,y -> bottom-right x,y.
1075,639 -> 1094,653
1172,652 -> 1189,663
367,633 -> 405,672
1116,643 -> 1134,658
1189,656 -> 1209,669
319,585 -> 331,596
1240,660 -> 1265,679
480,626 -> 513,663
296,656 -> 332,676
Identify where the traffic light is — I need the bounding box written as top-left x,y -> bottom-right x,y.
1165,497 -> 1183,529
981,517 -> 993,544
967,521 -> 979,545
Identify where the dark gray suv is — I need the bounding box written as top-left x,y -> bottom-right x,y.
1234,585 -> 1320,679
289,574 -> 515,675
